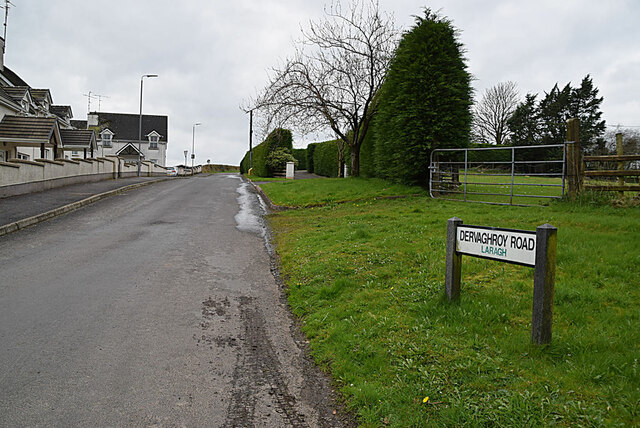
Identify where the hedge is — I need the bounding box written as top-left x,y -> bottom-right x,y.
306,143 -> 317,173
313,139 -> 341,177
292,148 -> 307,170
359,117 -> 378,178
239,128 -> 293,176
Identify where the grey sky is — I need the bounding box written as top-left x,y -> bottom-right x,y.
5,0 -> 639,166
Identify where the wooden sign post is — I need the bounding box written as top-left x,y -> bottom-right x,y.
445,217 -> 557,345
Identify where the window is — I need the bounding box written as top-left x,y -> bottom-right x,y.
150,159 -> 158,164
149,135 -> 159,149
72,151 -> 79,156
17,152 -> 29,160
101,132 -> 113,147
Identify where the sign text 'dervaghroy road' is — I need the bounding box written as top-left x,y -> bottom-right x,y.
456,226 -> 537,267
445,217 -> 557,345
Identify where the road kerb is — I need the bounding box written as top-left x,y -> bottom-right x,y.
0,178 -> 169,237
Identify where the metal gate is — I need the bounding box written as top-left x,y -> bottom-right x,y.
428,143 -> 568,206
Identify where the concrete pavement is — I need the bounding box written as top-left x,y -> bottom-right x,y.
0,176 -> 170,236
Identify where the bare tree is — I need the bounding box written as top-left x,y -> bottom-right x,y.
252,0 -> 397,176
472,81 -> 520,145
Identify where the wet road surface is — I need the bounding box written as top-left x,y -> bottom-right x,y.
0,174 -> 342,427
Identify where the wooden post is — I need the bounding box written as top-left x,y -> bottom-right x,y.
566,118 -> 582,199
616,133 -> 624,196
531,224 -> 557,345
445,217 -> 462,301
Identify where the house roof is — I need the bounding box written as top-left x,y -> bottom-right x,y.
91,111 -> 168,142
71,120 -> 87,129
30,88 -> 53,105
51,105 -> 73,119
60,129 -> 96,148
0,65 -> 29,87
0,115 -> 60,145
3,86 -> 30,103
0,85 -> 20,110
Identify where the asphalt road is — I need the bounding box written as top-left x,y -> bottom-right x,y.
0,174 -> 342,427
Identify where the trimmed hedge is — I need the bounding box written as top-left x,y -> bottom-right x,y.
313,139 -> 340,177
292,148 -> 307,170
307,143 -> 317,173
359,116 -> 378,178
239,128 -> 293,176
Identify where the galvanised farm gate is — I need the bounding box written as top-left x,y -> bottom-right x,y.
428,142 -> 569,207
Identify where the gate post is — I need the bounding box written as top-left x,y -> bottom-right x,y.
531,224 -> 557,345
616,133 -> 624,196
566,118 -> 582,199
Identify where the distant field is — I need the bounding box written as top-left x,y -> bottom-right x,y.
262,177 -> 640,427
201,164 -> 239,173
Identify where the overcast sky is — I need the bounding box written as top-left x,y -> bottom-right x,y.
5,0 -> 639,166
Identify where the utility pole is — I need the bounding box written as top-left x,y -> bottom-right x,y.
191,122 -> 201,169
249,109 -> 253,169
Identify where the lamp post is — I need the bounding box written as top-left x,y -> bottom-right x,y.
191,122 -> 201,169
137,74 -> 158,176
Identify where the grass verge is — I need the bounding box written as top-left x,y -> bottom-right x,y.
260,177 -> 428,207
265,180 -> 640,427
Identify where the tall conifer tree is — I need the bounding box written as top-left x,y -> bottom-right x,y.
374,9 -> 472,185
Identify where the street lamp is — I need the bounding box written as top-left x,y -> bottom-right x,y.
192,122 -> 201,169
138,74 -> 158,176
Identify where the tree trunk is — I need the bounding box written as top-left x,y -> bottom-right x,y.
350,143 -> 361,177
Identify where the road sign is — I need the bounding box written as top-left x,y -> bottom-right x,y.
445,218 -> 557,345
456,225 -> 536,267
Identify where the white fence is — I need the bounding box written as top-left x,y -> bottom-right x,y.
0,156 -> 169,198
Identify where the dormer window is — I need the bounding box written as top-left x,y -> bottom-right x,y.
147,131 -> 161,149
100,129 -> 114,147
21,99 -> 29,112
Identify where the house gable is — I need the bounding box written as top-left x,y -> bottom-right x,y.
115,142 -> 143,157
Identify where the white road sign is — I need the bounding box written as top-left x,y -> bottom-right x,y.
456,226 -> 537,267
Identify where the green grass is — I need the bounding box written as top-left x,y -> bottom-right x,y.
244,174 -> 290,182
260,177 -> 427,207
265,180 -> 640,427
434,171 -> 564,206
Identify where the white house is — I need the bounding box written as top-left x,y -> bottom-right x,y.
86,111 -> 168,166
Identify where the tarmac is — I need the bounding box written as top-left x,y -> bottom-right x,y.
0,176 -> 170,237
0,170 -> 323,237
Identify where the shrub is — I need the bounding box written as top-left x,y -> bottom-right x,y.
266,147 -> 298,172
